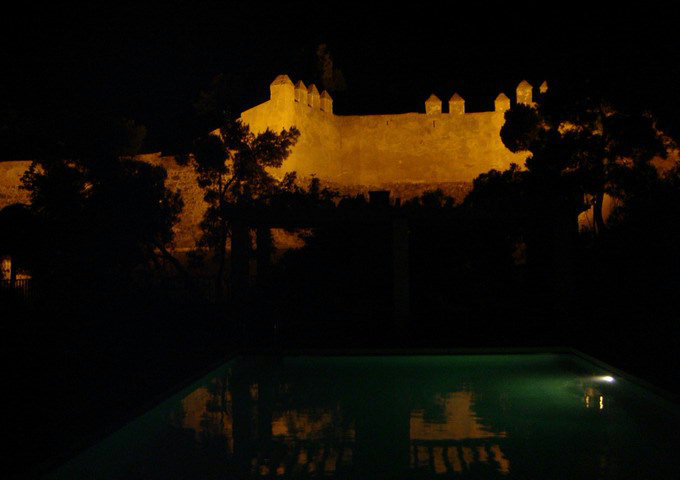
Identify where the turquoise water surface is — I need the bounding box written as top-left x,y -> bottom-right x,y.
48,354 -> 680,479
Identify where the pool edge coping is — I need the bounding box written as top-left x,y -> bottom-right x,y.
568,348 -> 679,410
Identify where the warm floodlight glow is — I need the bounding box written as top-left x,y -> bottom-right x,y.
595,375 -> 615,383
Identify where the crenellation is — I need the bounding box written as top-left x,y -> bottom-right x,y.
320,90 -> 333,113
294,80 -> 308,105
268,74 -> 538,120
449,93 -> 465,115
307,84 -> 321,109
494,93 -> 510,112
516,80 -> 533,106
425,94 -> 442,114
269,74 -> 295,104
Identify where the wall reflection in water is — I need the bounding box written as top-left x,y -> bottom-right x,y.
171,361 -> 518,478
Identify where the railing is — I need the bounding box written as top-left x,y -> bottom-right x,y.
0,278 -> 34,301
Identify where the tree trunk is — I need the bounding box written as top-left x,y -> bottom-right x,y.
215,228 -> 227,300
230,219 -> 249,298
155,242 -> 188,278
9,256 -> 16,290
255,225 -> 272,287
593,189 -> 606,234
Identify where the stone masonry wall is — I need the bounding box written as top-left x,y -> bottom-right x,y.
0,161 -> 31,207
240,75 -> 529,186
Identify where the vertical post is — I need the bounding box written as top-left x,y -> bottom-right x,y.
392,215 -> 409,329
230,218 -> 250,298
256,225 -> 273,287
231,363 -> 253,476
8,256 -> 16,290
256,369 -> 274,456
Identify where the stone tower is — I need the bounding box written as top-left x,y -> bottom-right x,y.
295,80 -> 308,104
308,84 -> 321,109
270,74 -> 295,105
448,93 -> 465,115
320,90 -> 333,113
495,93 -> 510,112
516,80 -> 533,105
425,94 -> 442,114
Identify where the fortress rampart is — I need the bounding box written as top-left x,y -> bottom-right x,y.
240,75 -> 530,185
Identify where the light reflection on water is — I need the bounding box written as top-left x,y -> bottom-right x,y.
49,355 -> 680,479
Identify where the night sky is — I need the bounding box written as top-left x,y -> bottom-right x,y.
2,2 -> 678,153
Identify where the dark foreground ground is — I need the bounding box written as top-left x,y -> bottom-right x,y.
2,289 -> 678,478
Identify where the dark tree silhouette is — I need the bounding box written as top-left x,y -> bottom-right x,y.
186,119 -> 299,296
19,118 -> 183,301
459,83 -> 676,328
463,164 -> 531,239
500,85 -> 669,234
403,188 -> 455,209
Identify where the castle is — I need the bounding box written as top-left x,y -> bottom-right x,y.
240,75 -> 531,187
1,76 -> 539,249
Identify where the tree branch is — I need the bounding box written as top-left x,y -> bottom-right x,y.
154,241 -> 189,279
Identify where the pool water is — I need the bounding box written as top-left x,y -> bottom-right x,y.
48,354 -> 680,479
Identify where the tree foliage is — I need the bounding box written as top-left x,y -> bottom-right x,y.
18,119 -> 183,297
187,119 -> 299,291
500,85 -> 670,233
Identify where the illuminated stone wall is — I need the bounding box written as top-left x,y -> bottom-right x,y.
240,75 -> 528,185
137,153 -> 206,250
0,161 -> 31,207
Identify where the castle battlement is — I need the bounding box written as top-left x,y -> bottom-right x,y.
267,75 -> 540,117
239,75 -> 536,185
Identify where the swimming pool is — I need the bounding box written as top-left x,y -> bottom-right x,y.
47,352 -> 679,479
